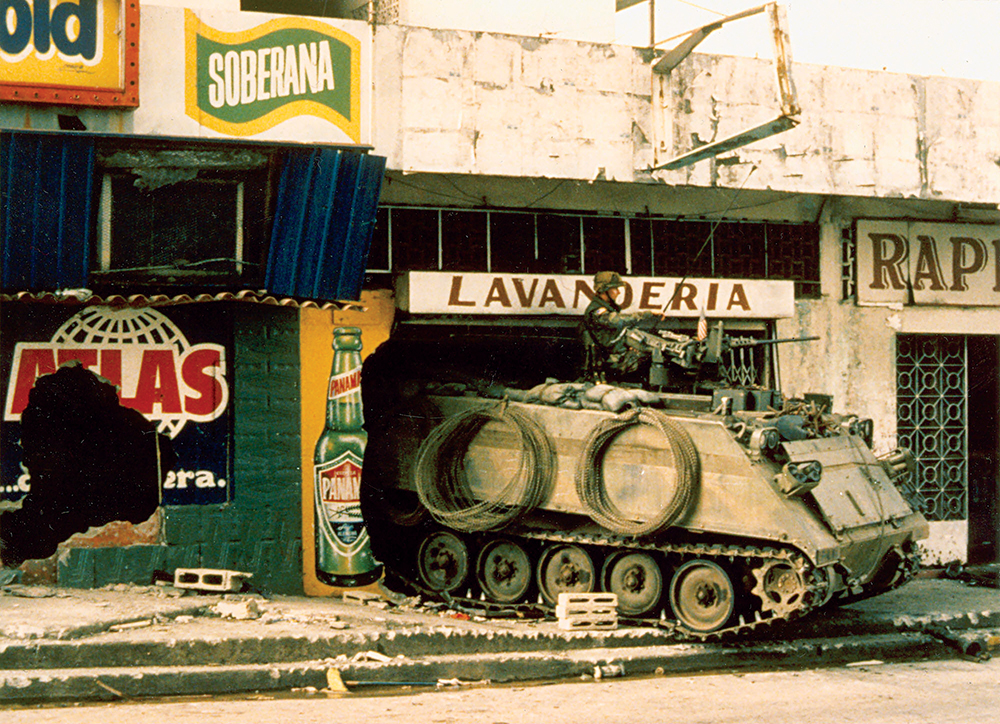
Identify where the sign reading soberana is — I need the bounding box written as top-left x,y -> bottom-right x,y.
185,10 -> 361,142
0,0 -> 139,106
397,272 -> 796,318
858,220 -> 1000,307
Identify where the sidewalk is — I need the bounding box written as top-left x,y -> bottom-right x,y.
2,575 -> 999,704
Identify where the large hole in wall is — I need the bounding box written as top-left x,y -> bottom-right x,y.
0,364 -> 176,567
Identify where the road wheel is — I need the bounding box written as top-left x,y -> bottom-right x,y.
669,559 -> 736,633
416,531 -> 469,593
476,539 -> 532,603
537,544 -> 596,606
602,551 -> 663,617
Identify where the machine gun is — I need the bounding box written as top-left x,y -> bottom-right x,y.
621,322 -> 818,391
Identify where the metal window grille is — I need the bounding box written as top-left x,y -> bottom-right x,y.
896,334 -> 968,521
841,226 -> 857,301
373,206 -> 820,296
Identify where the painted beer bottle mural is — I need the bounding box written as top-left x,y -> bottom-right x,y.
314,327 -> 381,586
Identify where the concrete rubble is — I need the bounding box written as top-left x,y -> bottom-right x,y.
1,574 -> 999,704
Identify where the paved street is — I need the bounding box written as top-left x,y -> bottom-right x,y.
4,657 -> 997,724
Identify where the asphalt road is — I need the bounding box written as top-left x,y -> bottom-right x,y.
4,656 -> 997,724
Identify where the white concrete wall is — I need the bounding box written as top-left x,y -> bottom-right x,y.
374,25 -> 1000,205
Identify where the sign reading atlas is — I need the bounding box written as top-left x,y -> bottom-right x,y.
4,308 -> 228,437
185,10 -> 361,141
0,0 -> 138,106
858,220 -> 1000,306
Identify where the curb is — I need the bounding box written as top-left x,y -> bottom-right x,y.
0,631 -> 955,704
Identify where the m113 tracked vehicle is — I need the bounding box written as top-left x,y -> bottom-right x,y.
361,323 -> 928,637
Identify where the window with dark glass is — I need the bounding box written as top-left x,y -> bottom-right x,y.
390,208 -> 439,271
441,210 -> 487,272
583,217 -> 626,274
490,212 -> 536,273
536,215 -> 581,274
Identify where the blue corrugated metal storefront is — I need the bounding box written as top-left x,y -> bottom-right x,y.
1,130 -> 385,301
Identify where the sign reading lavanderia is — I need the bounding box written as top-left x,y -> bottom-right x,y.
185,9 -> 361,141
397,272 -> 796,318
857,220 -> 1000,307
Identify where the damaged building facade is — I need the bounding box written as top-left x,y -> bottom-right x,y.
1,0 -> 998,593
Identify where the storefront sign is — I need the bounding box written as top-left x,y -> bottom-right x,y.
0,0 -> 139,106
185,10 -> 360,141
858,220 -> 1000,306
1,305 -> 232,505
396,272 -> 796,318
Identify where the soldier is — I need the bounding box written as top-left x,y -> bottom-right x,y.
581,271 -> 663,381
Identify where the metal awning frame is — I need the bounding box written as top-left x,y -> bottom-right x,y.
650,2 -> 801,171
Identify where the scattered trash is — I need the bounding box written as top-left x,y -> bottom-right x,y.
109,619 -> 153,632
2,585 -> 56,599
174,615 -> 194,624
343,590 -> 382,605
213,599 -> 262,620
436,678 -> 491,688
941,561 -> 1000,589
93,679 -> 125,699
593,663 -> 625,679
925,625 -> 993,660
351,650 -> 393,663
845,659 -> 884,668
326,669 -> 349,692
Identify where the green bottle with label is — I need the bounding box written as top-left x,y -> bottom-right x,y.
313,326 -> 382,587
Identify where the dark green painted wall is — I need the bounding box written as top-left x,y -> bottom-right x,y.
60,305 -> 305,594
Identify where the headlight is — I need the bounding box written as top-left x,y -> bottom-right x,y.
776,460 -> 822,496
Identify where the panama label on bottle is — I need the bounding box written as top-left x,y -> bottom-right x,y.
328,366 -> 361,399
315,450 -> 366,552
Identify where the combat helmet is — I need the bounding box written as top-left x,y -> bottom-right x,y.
594,271 -> 625,294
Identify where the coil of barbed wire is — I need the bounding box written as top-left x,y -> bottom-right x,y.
575,408 -> 700,537
413,402 -> 555,532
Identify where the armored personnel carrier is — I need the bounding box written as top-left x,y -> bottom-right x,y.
361,323 -> 928,637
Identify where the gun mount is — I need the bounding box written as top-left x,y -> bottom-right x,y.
621,322 -> 819,393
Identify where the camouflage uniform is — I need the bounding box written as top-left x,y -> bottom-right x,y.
581,272 -> 658,378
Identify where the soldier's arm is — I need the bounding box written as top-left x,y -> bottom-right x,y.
591,307 -> 658,331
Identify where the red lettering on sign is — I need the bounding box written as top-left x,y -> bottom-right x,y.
328,369 -> 361,399
182,347 -> 224,417
320,460 -> 362,503
126,350 -> 182,415
57,348 -> 98,370
9,348 -> 56,415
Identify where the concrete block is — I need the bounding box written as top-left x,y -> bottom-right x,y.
173,568 -> 252,592
556,592 -> 618,631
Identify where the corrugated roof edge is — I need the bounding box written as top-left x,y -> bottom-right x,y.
0,289 -> 366,311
